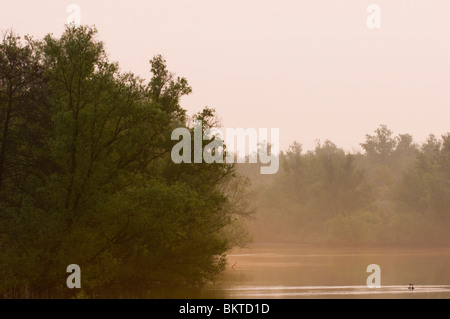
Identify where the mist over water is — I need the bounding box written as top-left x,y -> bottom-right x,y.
220,244 -> 450,299
94,244 -> 450,299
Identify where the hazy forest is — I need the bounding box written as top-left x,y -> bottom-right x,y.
0,26 -> 449,298
243,125 -> 450,245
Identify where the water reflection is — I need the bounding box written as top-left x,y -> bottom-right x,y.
213,244 -> 450,299
96,244 -> 450,299
220,285 -> 450,298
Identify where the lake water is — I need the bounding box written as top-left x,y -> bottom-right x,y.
136,244 -> 450,299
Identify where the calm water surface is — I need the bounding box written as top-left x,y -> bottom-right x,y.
103,244 -> 450,299
215,244 -> 450,299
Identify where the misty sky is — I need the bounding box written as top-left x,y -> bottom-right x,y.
1,0 -> 449,151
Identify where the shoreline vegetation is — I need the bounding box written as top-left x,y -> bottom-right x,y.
0,25 -> 448,299
241,125 -> 450,246
0,26 -> 252,299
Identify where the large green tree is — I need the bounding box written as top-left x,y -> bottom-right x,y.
0,26 -> 251,298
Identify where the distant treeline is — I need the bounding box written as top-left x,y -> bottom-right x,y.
0,26 -> 251,298
242,125 -> 450,245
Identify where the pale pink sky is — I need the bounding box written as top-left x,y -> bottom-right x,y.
1,0 -> 449,151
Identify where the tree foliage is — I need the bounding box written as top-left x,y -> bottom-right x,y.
245,125 -> 449,245
0,26 -> 251,298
